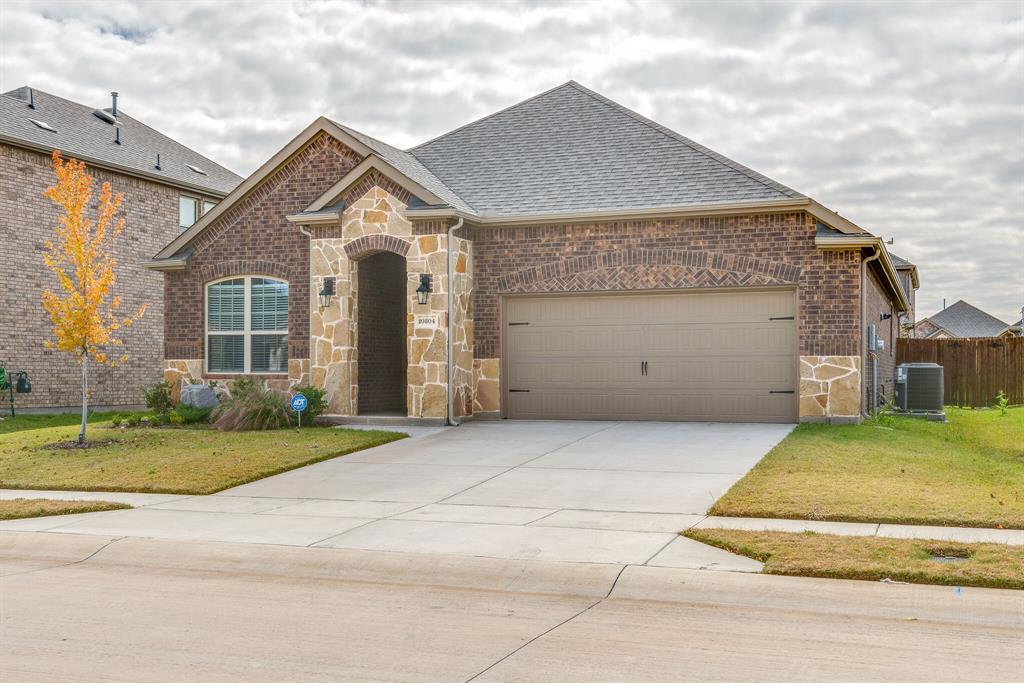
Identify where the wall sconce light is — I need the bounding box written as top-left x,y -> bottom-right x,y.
318,276 -> 336,309
415,274 -> 433,306
880,312 -> 892,320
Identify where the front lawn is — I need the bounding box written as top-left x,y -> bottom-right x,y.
0,498 -> 130,520
685,528 -> 1024,591
711,407 -> 1024,529
0,422 -> 405,494
0,411 -> 119,435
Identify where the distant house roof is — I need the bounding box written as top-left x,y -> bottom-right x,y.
887,252 -> 919,291
0,87 -> 241,196
408,81 -> 805,217
888,252 -> 913,269
920,300 -> 1012,338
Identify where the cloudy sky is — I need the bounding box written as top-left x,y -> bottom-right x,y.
2,0 -> 1021,323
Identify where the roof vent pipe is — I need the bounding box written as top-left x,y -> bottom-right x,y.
155,153 -> 161,170
111,92 -> 118,118
115,127 -> 121,145
27,88 -> 34,109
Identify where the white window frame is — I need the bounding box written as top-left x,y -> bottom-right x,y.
205,275 -> 289,375
180,195 -> 217,232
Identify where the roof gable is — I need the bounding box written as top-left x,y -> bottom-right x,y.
0,87 -> 241,195
408,81 -> 804,217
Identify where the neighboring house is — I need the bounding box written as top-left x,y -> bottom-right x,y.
912,300 -> 1020,339
0,87 -> 241,410
887,252 -> 919,335
148,81 -> 909,424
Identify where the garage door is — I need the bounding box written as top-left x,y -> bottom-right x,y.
504,289 -> 797,423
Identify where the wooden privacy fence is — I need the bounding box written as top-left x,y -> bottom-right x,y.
896,336 -> 1024,407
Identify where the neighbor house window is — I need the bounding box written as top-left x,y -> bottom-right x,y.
179,196 -> 217,231
179,196 -> 199,231
206,277 -> 289,373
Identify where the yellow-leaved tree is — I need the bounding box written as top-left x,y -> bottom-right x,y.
41,151 -> 147,444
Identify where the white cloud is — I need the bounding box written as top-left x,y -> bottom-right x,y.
2,0 -> 1021,322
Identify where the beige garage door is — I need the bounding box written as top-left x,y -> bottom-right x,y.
504,289 -> 797,423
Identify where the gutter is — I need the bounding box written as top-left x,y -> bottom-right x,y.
861,246 -> 882,417
816,235 -> 909,313
407,198 -> 813,227
446,217 -> 465,426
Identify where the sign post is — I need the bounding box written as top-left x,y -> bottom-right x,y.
291,393 -> 308,428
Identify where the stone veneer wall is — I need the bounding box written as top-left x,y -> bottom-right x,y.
799,356 -> 861,422
309,186 -> 464,418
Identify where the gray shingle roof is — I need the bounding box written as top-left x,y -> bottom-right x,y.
330,120 -> 474,212
408,81 -> 804,217
888,252 -> 915,269
926,300 -> 1012,338
1,87 -> 241,195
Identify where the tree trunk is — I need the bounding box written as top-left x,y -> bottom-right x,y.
78,356 -> 88,444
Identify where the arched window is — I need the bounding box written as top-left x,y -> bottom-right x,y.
206,276 -> 288,373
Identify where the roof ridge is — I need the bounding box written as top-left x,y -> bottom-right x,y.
563,81 -> 804,200
408,81 -> 580,153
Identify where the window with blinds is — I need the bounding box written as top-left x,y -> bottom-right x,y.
206,277 -> 288,373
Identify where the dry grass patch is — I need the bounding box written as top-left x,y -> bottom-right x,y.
0,498 -> 129,521
711,407 -> 1024,529
685,528 -> 1024,590
0,422 -> 405,494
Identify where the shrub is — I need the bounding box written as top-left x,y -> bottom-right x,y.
125,414 -> 141,428
143,381 -> 175,414
168,412 -> 185,426
172,404 -> 213,425
290,385 -> 327,426
110,415 -> 123,427
212,379 -> 291,431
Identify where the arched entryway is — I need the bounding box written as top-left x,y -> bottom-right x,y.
356,251 -> 408,415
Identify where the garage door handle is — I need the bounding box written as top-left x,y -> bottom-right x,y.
508,322 -> 529,326
509,389 -> 530,393
769,316 -> 795,321
769,390 -> 795,394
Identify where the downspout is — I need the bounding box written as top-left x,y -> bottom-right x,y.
446,217 -> 465,426
861,246 -> 881,418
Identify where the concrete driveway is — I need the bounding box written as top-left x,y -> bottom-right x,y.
0,420 -> 793,567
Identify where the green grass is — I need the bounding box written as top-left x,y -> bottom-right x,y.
0,411 -> 131,435
0,498 -> 130,520
711,406 -> 1024,529
685,528 -> 1024,591
0,421 -> 406,494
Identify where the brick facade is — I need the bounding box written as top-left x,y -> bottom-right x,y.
467,212 -> 862,360
163,133 -> 363,363
0,142 -> 216,410
864,266 -> 897,407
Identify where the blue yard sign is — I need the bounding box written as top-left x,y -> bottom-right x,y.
291,393 -> 308,427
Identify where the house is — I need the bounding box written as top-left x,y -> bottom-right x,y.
887,252 -> 919,335
912,300 -> 1020,339
0,87 -> 241,410
148,81 -> 909,424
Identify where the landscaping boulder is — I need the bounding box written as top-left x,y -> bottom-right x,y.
180,383 -> 220,409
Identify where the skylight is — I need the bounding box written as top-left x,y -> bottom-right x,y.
186,164 -> 207,176
29,119 -> 57,133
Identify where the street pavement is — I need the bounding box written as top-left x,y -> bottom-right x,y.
1,532 -> 1020,682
